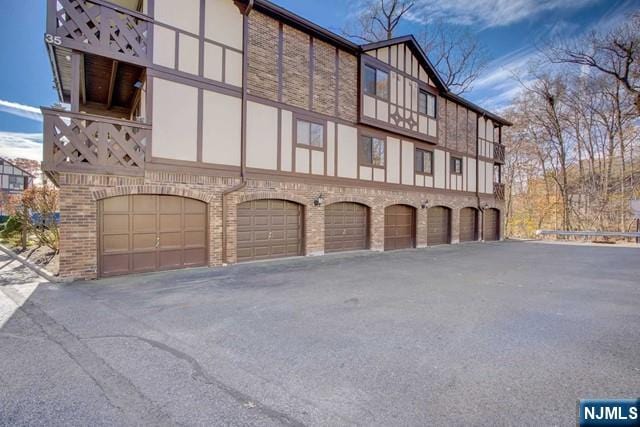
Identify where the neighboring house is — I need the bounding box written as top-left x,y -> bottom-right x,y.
42,0 -> 509,280
0,158 -> 34,217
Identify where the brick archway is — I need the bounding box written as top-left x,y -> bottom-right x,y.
323,195 -> 373,208
92,185 -> 214,203
236,191 -> 310,207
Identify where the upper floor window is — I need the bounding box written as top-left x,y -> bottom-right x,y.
360,136 -> 385,167
419,90 -> 436,118
415,149 -> 433,175
7,175 -> 24,190
451,157 -> 463,175
364,65 -> 389,100
296,119 -> 324,148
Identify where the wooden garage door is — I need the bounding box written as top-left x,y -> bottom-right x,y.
384,205 -> 415,251
99,195 -> 207,277
484,208 -> 500,241
237,199 -> 302,262
427,206 -> 451,246
459,207 -> 478,242
325,202 -> 368,253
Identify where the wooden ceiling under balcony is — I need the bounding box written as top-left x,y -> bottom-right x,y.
54,50 -> 144,120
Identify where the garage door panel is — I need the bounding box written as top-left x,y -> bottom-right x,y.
384,205 -> 415,250
325,202 -> 368,253
103,235 -> 129,253
184,248 -> 206,266
103,196 -> 129,212
132,195 -> 156,212
184,231 -> 205,247
460,208 -> 478,242
427,207 -> 451,246
132,233 -> 155,250
159,250 -> 182,269
102,254 -> 130,275
484,209 -> 499,241
99,195 -> 207,277
131,252 -> 156,272
159,196 -> 182,213
103,214 -> 129,233
236,200 -> 303,262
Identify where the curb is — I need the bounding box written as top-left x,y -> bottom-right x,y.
0,244 -> 61,283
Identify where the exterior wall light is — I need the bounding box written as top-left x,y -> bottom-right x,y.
421,200 -> 429,209
314,193 -> 325,206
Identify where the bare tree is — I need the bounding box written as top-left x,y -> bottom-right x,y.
547,12 -> 640,115
344,1 -> 487,94
343,0 -> 415,43
417,22 -> 488,94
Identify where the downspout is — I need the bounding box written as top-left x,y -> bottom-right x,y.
222,0 -> 253,264
477,113 -> 484,241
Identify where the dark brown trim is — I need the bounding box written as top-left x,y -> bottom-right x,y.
360,115 -> 437,144
147,68 -> 241,97
277,22 -> 284,103
309,36 -> 314,111
71,51 -> 81,112
334,47 -> 339,117
197,88 -> 203,162
106,60 -> 119,109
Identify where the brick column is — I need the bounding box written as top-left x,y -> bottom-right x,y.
370,206 -> 385,251
58,185 -> 98,280
208,193 -> 223,266
450,208 -> 460,244
416,206 -> 428,248
305,204 -> 324,256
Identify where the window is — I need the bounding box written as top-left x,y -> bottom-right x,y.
361,136 -> 385,167
363,64 -> 389,99
451,157 -> 463,175
296,119 -> 324,148
8,175 -> 24,190
418,90 -> 436,118
415,149 -> 433,175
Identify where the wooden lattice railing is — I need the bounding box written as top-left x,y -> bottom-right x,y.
494,182 -> 505,201
42,108 -> 150,175
46,0 -> 152,65
494,143 -> 505,163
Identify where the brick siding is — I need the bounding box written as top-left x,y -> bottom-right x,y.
56,171 -> 504,281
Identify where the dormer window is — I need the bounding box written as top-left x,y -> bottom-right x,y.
364,65 -> 389,100
419,90 -> 436,118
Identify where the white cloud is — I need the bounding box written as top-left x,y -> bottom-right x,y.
0,100 -> 43,122
406,0 -> 601,28
0,132 -> 43,161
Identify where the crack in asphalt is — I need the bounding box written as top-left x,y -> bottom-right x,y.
82,334 -> 306,427
1,285 -> 177,426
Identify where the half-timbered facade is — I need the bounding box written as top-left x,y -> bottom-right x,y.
43,0 -> 509,279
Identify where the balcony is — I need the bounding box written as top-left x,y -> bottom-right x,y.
42,108 -> 150,177
494,182 -> 505,201
46,0 -> 152,66
494,143 -> 505,164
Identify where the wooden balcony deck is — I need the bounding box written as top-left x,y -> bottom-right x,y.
46,0 -> 152,66
42,108 -> 150,176
494,182 -> 505,201
494,143 -> 505,164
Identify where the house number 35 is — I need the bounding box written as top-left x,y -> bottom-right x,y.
45,34 -> 63,45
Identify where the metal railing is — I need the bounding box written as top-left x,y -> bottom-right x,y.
494,143 -> 505,163
494,182 -> 505,201
536,230 -> 640,239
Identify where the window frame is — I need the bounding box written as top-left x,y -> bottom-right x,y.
294,117 -> 325,151
360,135 -> 386,168
363,63 -> 390,101
418,89 -> 437,118
451,156 -> 463,175
414,148 -> 434,176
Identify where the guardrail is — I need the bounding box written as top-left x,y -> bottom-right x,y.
536,230 -> 640,239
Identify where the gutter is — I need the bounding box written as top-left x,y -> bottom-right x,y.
222,0 -> 253,264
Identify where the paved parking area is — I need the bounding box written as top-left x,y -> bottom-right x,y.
1,241 -> 639,426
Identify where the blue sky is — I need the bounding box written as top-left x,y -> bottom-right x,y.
0,0 -> 637,160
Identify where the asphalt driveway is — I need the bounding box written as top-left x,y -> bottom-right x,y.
1,241 -> 639,426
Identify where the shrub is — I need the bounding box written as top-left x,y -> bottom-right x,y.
11,185 -> 59,252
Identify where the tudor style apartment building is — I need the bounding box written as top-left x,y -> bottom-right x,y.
42,0 -> 509,279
